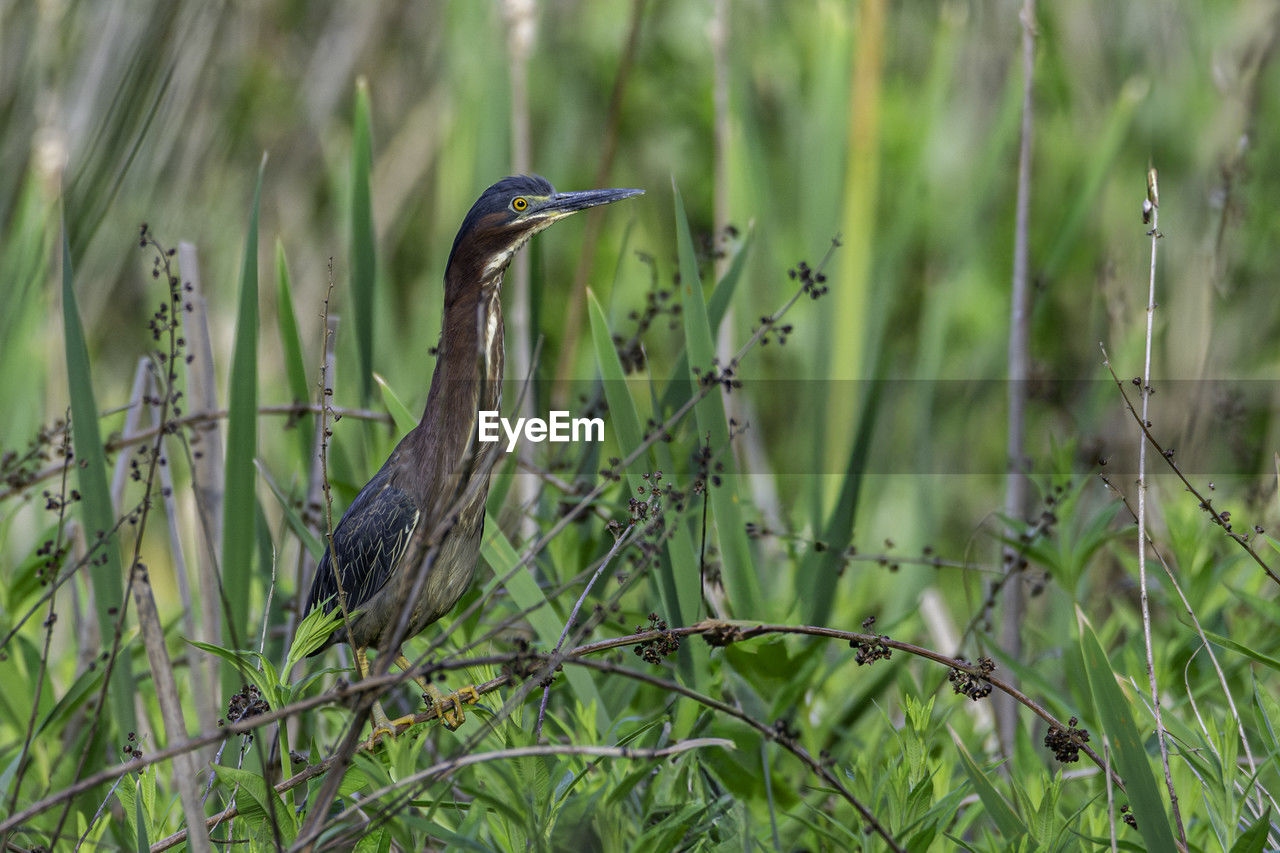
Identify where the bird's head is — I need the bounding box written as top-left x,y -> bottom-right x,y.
447,174 -> 643,286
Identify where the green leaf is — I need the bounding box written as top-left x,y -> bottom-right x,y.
35,660 -> 105,738
212,764 -> 297,837
351,77 -> 376,403
799,378 -> 880,625
114,777 -> 140,850
375,372 -> 417,435
285,602 -> 345,672
951,731 -> 1025,839
1230,807 -> 1272,853
1202,628 -> 1280,673
479,517 -> 604,718
671,182 -> 761,615
188,641 -> 284,710
588,289 -> 692,626
221,158 -> 265,671
1077,609 -> 1179,851
275,239 -> 312,467
658,229 -> 753,412
256,459 -> 324,560
61,223 -> 135,733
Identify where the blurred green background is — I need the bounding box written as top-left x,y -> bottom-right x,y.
4,0 -> 1280,845
6,0 -> 1278,535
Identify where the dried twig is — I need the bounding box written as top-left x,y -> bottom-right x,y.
996,0 -> 1036,755
1132,168 -> 1186,847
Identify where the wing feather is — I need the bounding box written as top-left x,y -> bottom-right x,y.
303,464 -> 419,621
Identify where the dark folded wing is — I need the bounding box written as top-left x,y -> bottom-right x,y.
303,465 -> 420,619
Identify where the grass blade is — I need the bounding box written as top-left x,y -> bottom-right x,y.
255,459 -> 323,561
61,224 -> 135,733
351,77 -> 376,404
374,372 -> 418,435
950,730 -> 1025,839
588,290 -> 692,626
658,228 -> 753,412
800,379 -> 880,625
221,157 -> 265,664
1077,609 -> 1178,851
671,181 -> 761,615
275,239 -> 312,467
479,515 -> 603,717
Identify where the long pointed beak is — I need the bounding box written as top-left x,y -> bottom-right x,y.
541,187 -> 644,218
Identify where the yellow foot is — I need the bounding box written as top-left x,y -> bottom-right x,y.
424,683 -> 481,730
364,701 -> 407,748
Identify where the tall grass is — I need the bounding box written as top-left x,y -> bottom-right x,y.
3,2 -> 1280,849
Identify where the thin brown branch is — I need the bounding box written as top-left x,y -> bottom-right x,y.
0,402 -> 391,504
535,523 -> 637,738
1100,350 -> 1280,588
8,617 -> 1122,841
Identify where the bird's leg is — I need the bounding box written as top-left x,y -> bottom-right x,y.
355,647 -> 400,743
393,653 -> 434,695
395,653 -> 480,730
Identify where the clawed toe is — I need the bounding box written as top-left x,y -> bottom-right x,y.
425,684 -> 481,730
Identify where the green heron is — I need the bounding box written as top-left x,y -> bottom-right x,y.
303,174 -> 642,735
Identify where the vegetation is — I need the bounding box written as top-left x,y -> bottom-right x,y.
3,1 -> 1280,849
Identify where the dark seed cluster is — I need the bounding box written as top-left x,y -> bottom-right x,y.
1,418 -> 71,493
693,358 -> 742,394
501,636 -> 546,683
619,473 -> 678,579
948,657 -> 995,701
612,256 -> 682,374
220,683 -> 270,734
701,622 -> 745,647
692,440 -> 725,490
789,259 -> 830,300
696,223 -> 740,265
849,616 -> 891,666
772,717 -> 801,744
1044,716 -> 1090,763
121,730 -> 143,760
634,612 -> 680,664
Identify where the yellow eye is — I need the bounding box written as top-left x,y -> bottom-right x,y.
512,197 -> 528,212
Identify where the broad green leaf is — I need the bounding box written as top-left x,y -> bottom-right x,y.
800,378 -> 880,625
588,289 -> 692,625
659,229 -> 754,412
1203,628 -> 1280,673
285,602 -> 345,671
114,777 -> 140,850
188,641 -> 284,710
255,459 -> 324,560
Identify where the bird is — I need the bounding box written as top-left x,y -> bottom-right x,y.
302,174 -> 642,736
